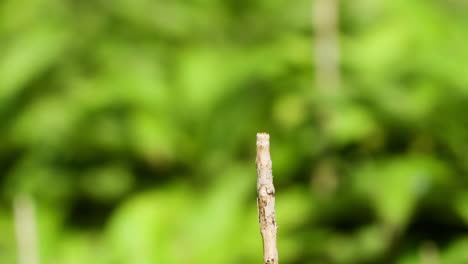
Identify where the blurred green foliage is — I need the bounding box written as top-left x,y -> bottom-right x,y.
2,0 -> 468,263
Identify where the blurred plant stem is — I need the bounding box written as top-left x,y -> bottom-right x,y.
420,241 -> 439,264
313,0 -> 340,93
14,195 -> 39,264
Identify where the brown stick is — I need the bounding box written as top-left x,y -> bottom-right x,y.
256,133 -> 278,264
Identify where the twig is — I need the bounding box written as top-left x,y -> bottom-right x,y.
14,195 -> 39,264
256,133 -> 278,264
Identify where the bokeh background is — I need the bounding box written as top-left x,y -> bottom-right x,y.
2,0 -> 468,263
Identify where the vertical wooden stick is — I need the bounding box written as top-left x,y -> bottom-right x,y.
256,133 -> 278,264
14,195 -> 39,264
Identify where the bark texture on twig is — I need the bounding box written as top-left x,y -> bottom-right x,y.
256,133 -> 278,264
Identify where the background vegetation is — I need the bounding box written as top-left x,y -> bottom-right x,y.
2,0 -> 468,263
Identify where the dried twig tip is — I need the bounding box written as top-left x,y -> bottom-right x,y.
256,133 -> 270,147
